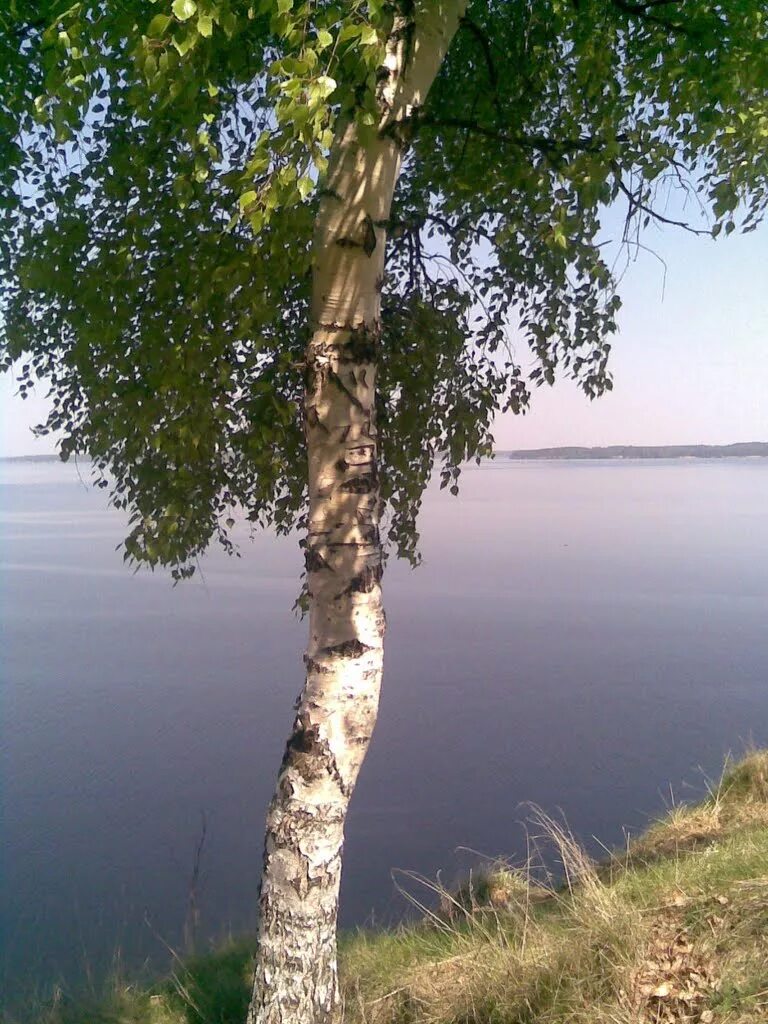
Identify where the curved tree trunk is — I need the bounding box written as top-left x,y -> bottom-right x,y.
247,5 -> 466,1022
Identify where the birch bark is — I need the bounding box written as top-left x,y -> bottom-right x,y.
247,5 -> 467,1022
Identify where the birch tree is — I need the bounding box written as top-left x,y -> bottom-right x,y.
2,1 -> 767,1021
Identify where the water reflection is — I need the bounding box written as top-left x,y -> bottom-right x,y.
2,458 -> 767,1000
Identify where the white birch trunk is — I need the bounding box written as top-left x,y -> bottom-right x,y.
247,5 -> 467,1023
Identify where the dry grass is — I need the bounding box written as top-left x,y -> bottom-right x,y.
9,752 -> 768,1024
625,750 -> 768,868
342,812 -> 649,1024
340,752 -> 768,1024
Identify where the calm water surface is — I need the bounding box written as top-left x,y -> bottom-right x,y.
2,457 -> 767,1001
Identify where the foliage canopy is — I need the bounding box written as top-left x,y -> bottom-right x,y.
2,0 -> 767,573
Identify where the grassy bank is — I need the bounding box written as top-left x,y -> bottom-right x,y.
17,752 -> 768,1024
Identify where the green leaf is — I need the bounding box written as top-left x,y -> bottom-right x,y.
172,29 -> 197,55
197,14 -> 213,37
337,23 -> 360,43
314,75 -> 337,99
146,14 -> 172,37
172,0 -> 197,23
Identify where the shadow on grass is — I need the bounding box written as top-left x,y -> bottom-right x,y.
164,941 -> 254,1024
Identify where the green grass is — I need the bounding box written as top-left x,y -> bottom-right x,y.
9,751 -> 768,1024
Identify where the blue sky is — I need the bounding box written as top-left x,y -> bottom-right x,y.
496,217 -> 768,449
2,215 -> 767,457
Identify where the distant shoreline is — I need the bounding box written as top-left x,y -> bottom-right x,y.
496,442 -> 768,460
0,453 -> 64,462
3,442 -> 768,464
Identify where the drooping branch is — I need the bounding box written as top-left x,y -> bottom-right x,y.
613,166 -> 711,236
458,16 -> 498,88
458,15 -> 503,120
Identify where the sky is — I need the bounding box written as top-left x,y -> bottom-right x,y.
496,216 -> 768,450
2,212 -> 767,457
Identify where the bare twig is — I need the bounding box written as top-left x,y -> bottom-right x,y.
183,811 -> 208,955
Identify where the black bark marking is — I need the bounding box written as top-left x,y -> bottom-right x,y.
325,541 -> 363,548
335,214 -> 377,256
337,563 -> 382,598
335,457 -> 348,473
306,404 -> 330,434
348,443 -> 374,458
304,655 -> 331,675
327,749 -> 351,797
362,214 -> 377,257
288,722 -> 321,756
360,523 -> 380,544
308,524 -> 332,539
321,638 -> 373,659
328,368 -> 364,410
338,326 -> 379,363
313,322 -> 351,334
280,716 -> 353,796
280,721 -> 326,785
305,547 -> 333,573
339,471 -> 376,495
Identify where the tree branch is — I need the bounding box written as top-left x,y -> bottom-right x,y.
417,114 -> 628,156
458,15 -> 504,121
613,170 -> 711,236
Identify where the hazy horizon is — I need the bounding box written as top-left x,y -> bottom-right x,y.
3,438 -> 768,462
